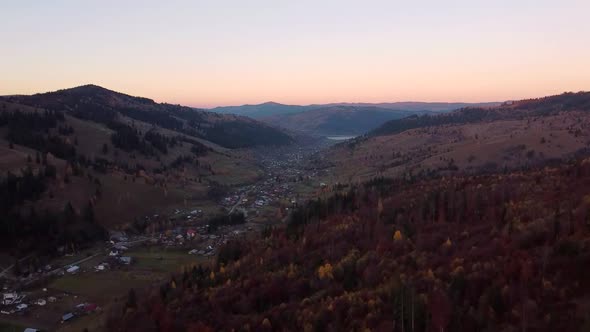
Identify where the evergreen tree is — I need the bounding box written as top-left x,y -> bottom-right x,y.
83,202 -> 95,223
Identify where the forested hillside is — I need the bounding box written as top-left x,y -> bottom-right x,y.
108,157 -> 590,331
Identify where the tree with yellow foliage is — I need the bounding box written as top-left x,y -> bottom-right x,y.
318,263 -> 334,280
393,230 -> 403,241
443,237 -> 452,247
261,318 -> 272,330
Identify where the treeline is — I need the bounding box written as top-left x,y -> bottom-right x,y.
8,132 -> 76,160
369,91 -> 590,138
287,190 -> 358,239
119,107 -> 184,132
181,136 -> 209,156
1,202 -> 106,258
369,108 -> 502,137
515,91 -> 590,114
0,166 -> 106,255
0,109 -> 64,129
0,110 -> 78,160
0,167 -> 48,213
286,177 -> 410,239
144,130 -> 179,154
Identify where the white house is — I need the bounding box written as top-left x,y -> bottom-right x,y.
2,293 -> 17,305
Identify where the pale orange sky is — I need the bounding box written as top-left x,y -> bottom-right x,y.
1,0 -> 589,108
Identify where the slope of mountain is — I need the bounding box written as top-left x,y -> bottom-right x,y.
262,106 -> 423,136
0,85 -> 287,255
322,92 -> 590,183
6,85 -> 293,149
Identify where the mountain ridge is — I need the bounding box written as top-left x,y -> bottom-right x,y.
210,100 -> 502,118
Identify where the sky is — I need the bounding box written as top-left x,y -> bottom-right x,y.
1,0 -> 589,108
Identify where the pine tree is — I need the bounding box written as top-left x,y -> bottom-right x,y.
83,202 -> 95,223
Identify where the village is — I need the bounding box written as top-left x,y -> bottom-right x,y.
220,140 -> 331,221
0,141 -> 331,331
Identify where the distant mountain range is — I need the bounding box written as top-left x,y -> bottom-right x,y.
211,101 -> 501,136
211,102 -> 308,118
211,101 -> 500,118
262,106 -> 425,136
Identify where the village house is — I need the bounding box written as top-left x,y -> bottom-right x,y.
118,256 -> 132,265
66,265 -> 80,274
62,312 -> 75,322
186,229 -> 197,239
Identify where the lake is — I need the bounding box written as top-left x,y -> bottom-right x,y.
326,135 -> 357,141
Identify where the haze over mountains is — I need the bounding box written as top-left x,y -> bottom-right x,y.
211,101 -> 502,136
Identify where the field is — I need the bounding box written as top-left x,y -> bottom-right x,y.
49,271 -> 156,302
0,321 -> 26,332
206,152 -> 262,186
127,247 -> 211,273
48,247 -> 209,302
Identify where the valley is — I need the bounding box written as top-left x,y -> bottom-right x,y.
1,89 -> 590,332
3,2 -> 589,331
